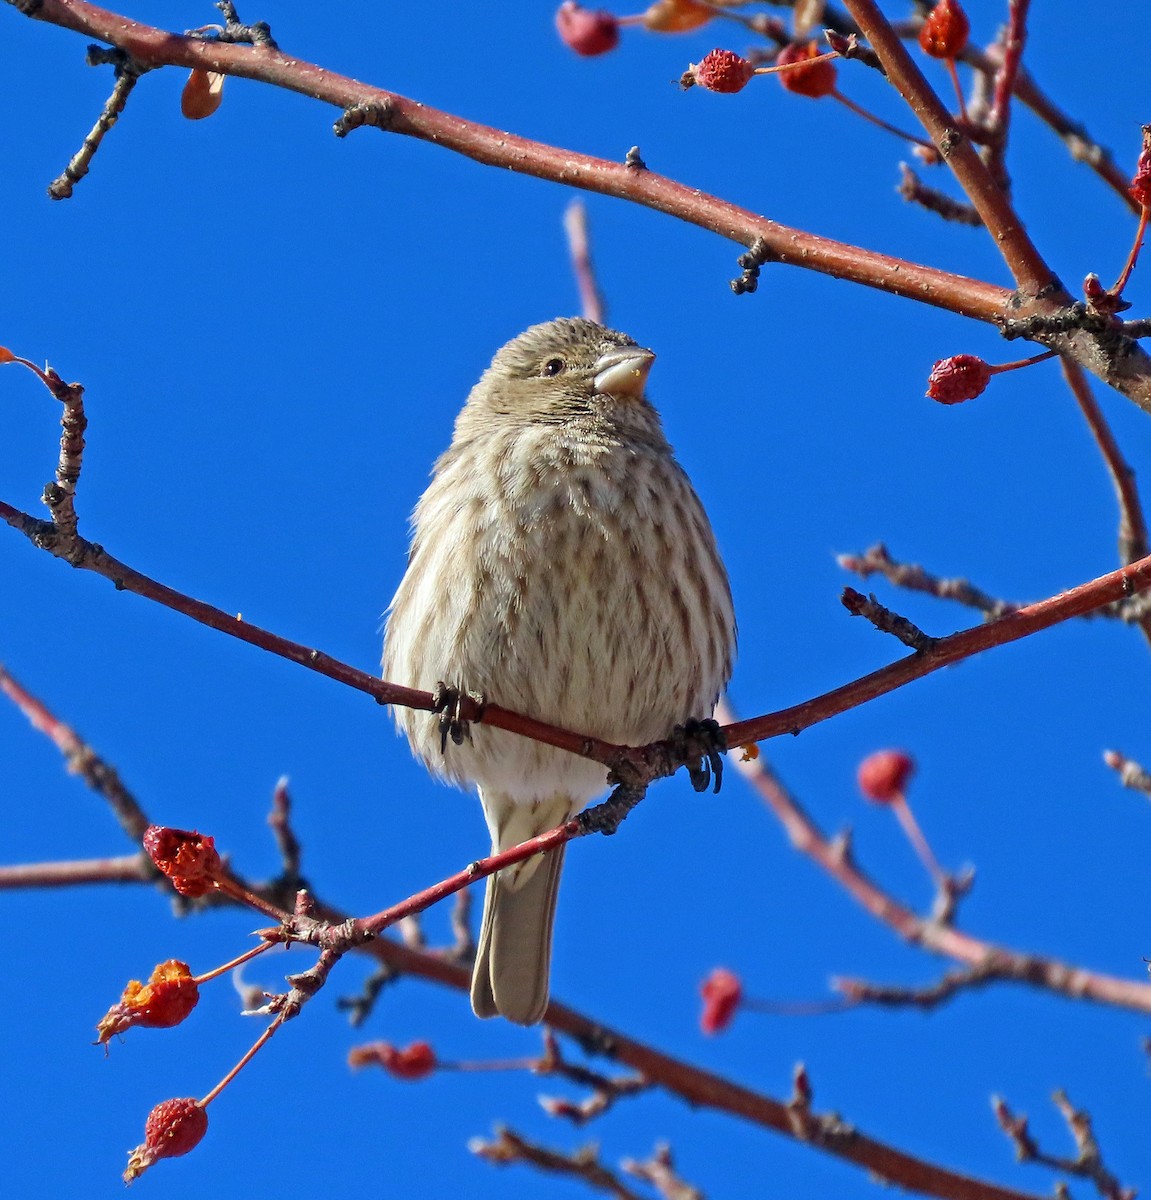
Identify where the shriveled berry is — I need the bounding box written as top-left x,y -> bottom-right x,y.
700,967 -> 742,1034
690,49 -> 755,94
776,41 -> 837,99
643,0 -> 713,33
858,750 -> 915,804
918,0 -> 970,58
556,2 -> 620,56
143,824 -> 222,896
97,959 -> 200,1044
124,1098 -> 208,1182
926,353 -> 992,403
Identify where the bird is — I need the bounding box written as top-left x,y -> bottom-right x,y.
383,317 -> 736,1025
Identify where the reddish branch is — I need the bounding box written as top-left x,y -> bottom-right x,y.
1060,359 -> 1151,645
7,483 -> 1151,778
1,662 -> 1045,1200
8,0 -> 1151,409
0,660 -> 151,844
724,549 -> 1151,746
563,199 -> 606,326
6,482 -> 1151,776
720,700 -> 1151,1016
841,0 -> 1049,295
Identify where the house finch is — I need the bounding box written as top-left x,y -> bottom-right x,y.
383,318 -> 736,1025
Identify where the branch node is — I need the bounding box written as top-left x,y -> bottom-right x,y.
624,145 -> 647,170
334,100 -> 395,138
730,237 -> 775,295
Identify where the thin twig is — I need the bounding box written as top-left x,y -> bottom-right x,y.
563,199 -> 605,325
993,1092 -> 1134,1200
0,854 -> 148,888
1060,358 -> 1151,648
898,162 -> 983,225
980,0 -> 1031,193
47,47 -> 143,199
267,776 -> 303,881
0,660 -> 152,843
621,1144 -> 704,1200
838,543 -> 1015,617
470,1126 -> 646,1200
841,586 -> 936,651
835,964 -> 999,1010
1103,749 -> 1151,799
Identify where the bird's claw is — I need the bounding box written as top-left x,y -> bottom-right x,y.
432,682 -> 485,753
673,718 -> 727,794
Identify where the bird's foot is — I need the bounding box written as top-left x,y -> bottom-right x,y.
672,718 -> 727,794
432,682 -> 486,753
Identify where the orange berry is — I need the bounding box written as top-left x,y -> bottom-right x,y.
643,0 -> 713,33
181,68 -> 225,119
97,960 -> 200,1044
142,825 -> 222,896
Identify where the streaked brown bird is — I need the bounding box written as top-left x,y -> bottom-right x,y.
383,317 -> 735,1025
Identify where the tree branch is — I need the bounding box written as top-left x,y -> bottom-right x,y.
11,0 -> 1151,410
720,701 -> 1151,1016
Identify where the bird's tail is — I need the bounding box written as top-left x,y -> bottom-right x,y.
471,792 -> 575,1026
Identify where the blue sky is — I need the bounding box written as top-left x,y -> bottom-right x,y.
3,3 -> 1150,1198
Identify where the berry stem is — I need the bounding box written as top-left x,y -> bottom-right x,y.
944,57 -> 968,123
198,1013 -> 285,1108
989,348 -> 1057,375
830,89 -> 936,151
753,49 -> 840,79
213,873 -> 287,921
889,794 -> 947,886
437,1057 -> 539,1072
1110,203 -> 1150,299
193,941 -> 276,986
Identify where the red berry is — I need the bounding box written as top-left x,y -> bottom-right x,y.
858,750 -> 915,804
124,1099 -> 208,1181
699,968 -> 742,1034
776,41 -> 837,99
556,2 -> 620,57
691,49 -> 755,94
348,1040 -> 437,1080
926,354 -> 992,403
918,0 -> 970,58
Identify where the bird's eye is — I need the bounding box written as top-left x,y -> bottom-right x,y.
541,358 -> 566,377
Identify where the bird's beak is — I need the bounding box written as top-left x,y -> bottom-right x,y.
593,346 -> 655,398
